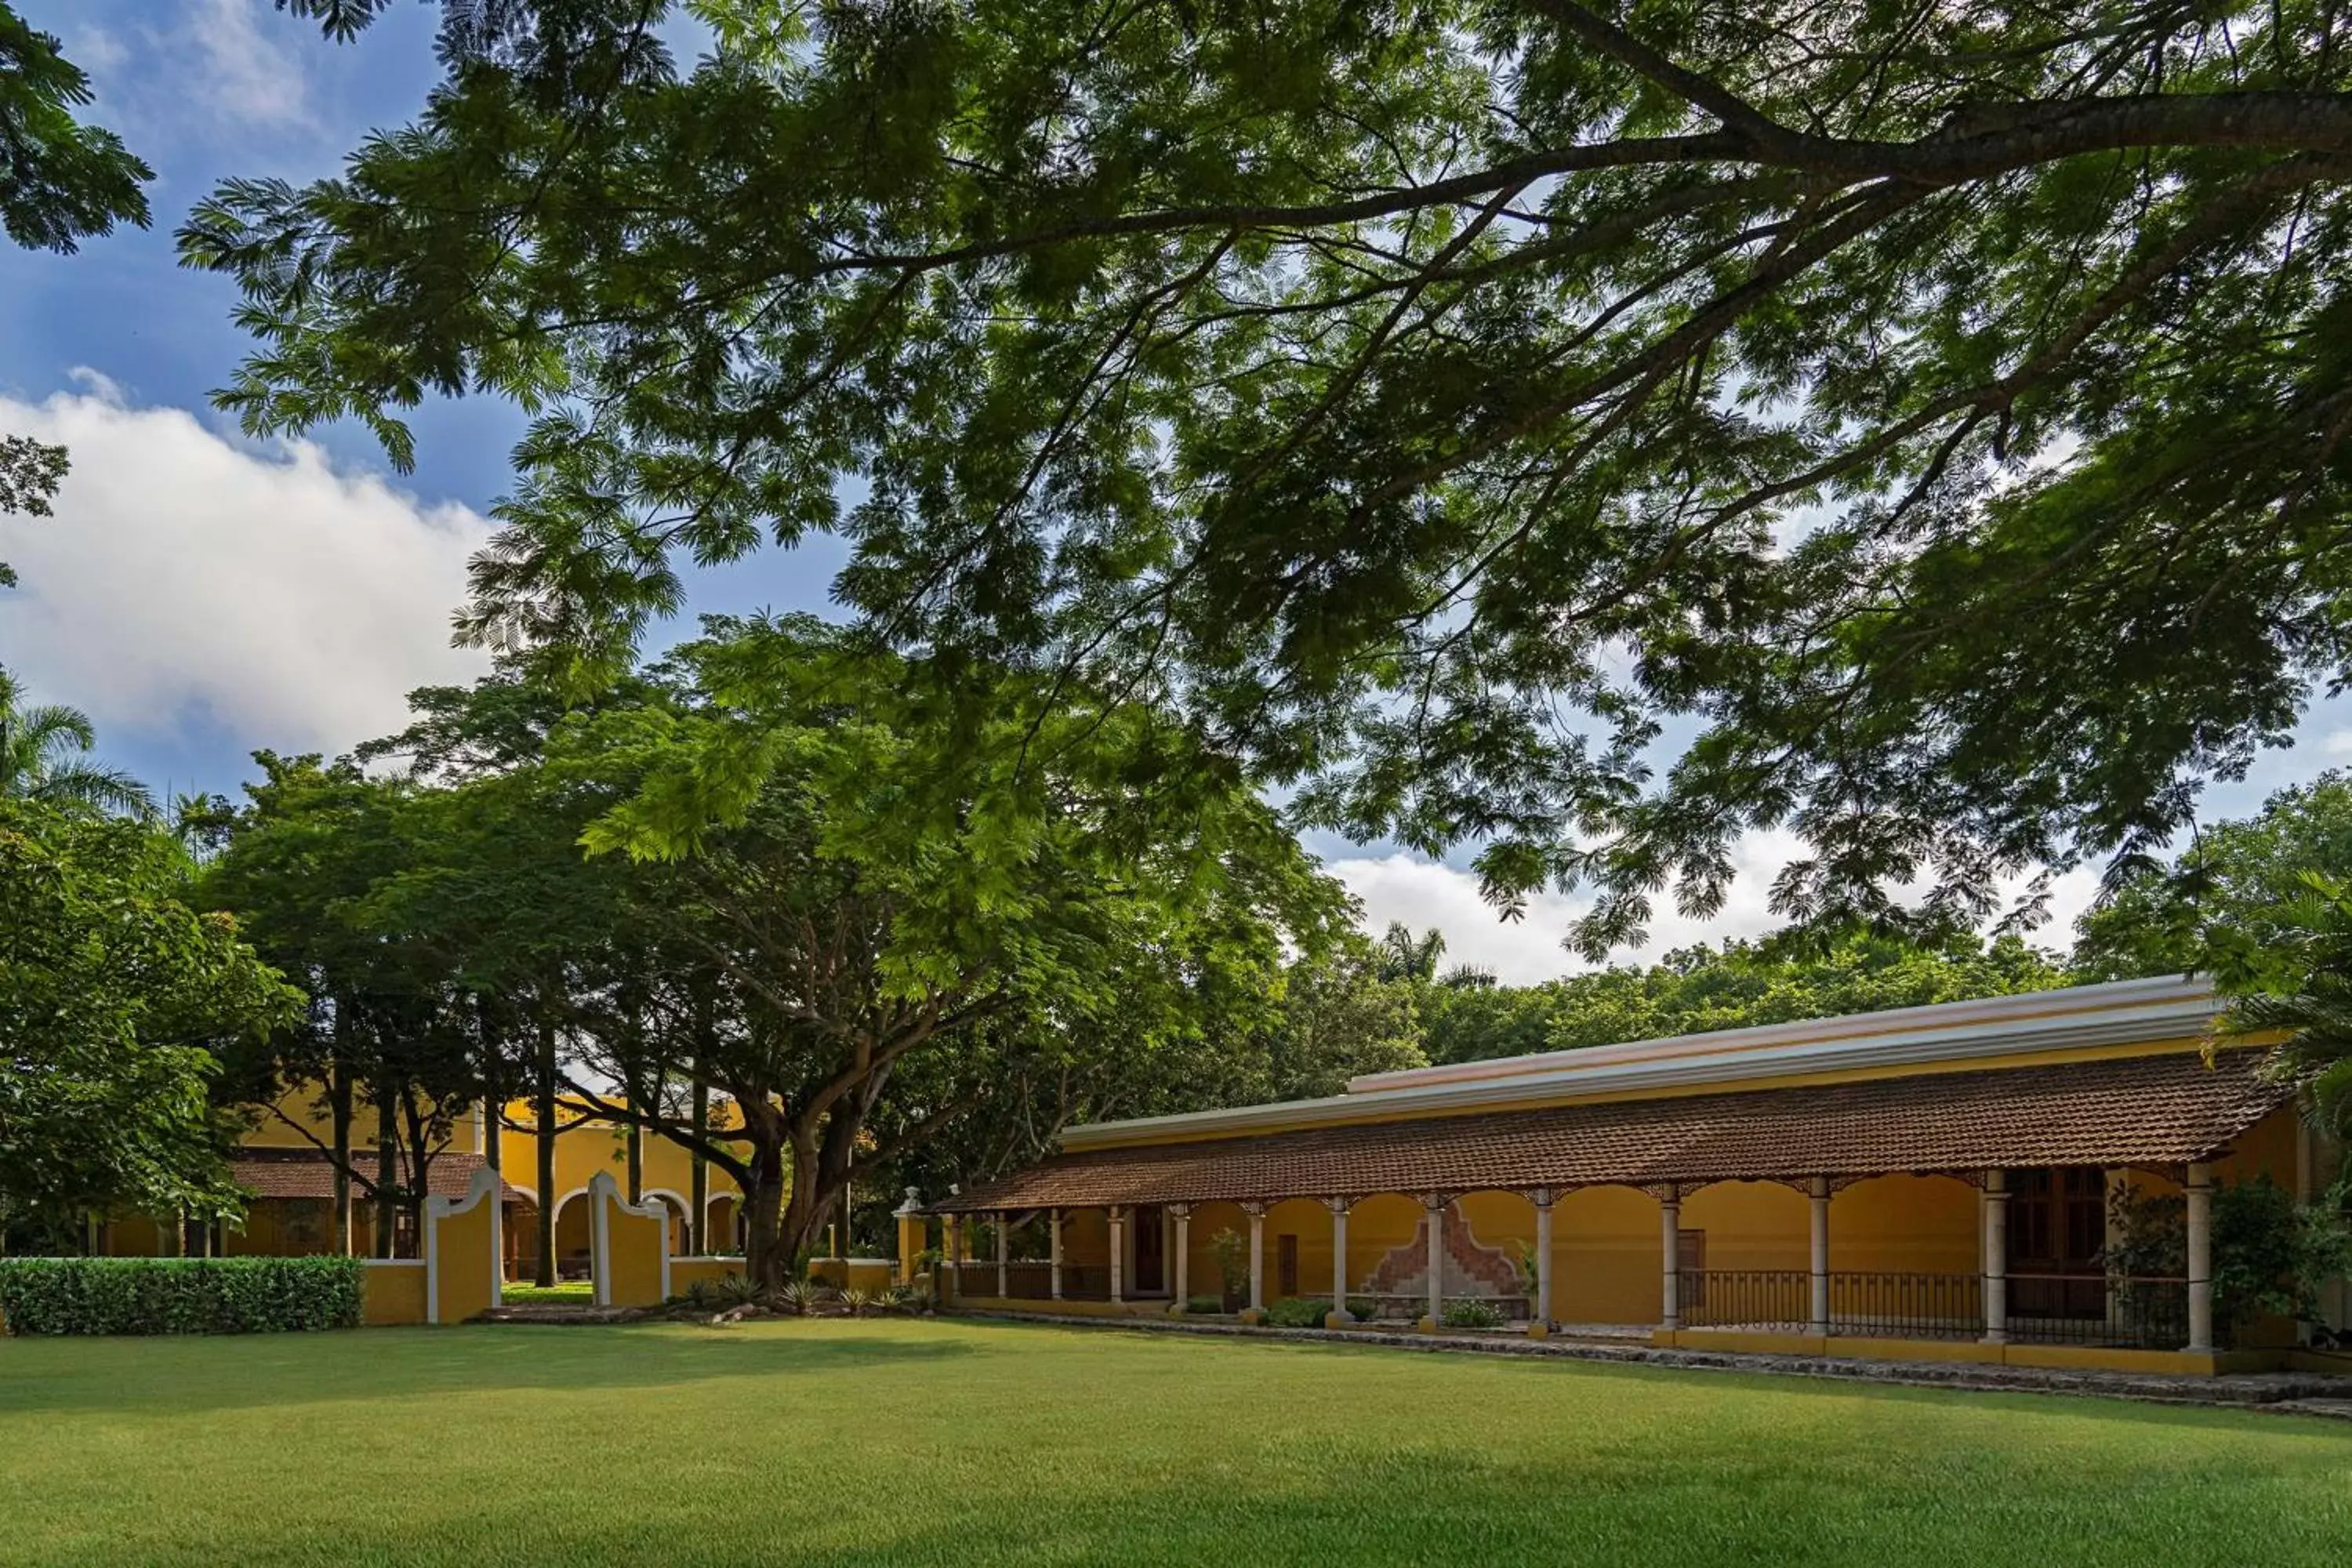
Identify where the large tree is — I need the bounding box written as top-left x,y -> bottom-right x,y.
192,1 -> 2352,954
534,615 -> 1344,1286
0,797 -> 298,1243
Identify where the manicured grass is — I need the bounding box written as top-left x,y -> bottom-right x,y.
495,1281 -> 593,1305
2,1319 -> 2348,1566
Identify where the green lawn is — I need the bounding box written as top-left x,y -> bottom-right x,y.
495,1281 -> 593,1306
2,1319 -> 2348,1566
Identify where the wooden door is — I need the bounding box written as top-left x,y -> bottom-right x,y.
1132,1204 -> 1165,1294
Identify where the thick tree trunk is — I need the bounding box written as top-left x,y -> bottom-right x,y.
743,1152 -> 789,1291
374,1091 -> 397,1260
534,1015 -> 557,1287
328,1058 -> 354,1257
626,1121 -> 644,1206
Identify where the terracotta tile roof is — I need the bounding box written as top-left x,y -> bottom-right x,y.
230,1149 -> 527,1203
937,1049 -> 2291,1212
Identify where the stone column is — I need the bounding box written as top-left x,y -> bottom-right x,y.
1108,1207 -> 1126,1305
1325,1199 -> 1353,1329
2187,1162 -> 2215,1354
945,1215 -> 963,1305
2103,1169 -> 2126,1330
1530,1189 -> 1555,1338
996,1210 -> 1010,1299
1421,1194 -> 1447,1332
1049,1207 -> 1064,1300
1659,1189 -> 1682,1332
1243,1201 -> 1268,1321
1808,1177 -> 1831,1335
1981,1171 -> 2009,1345
892,1188 -> 926,1286
1170,1204 -> 1191,1313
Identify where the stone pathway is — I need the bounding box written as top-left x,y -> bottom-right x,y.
953,1308 -> 2352,1413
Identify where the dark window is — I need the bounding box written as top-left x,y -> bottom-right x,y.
1277,1234 -> 1299,1298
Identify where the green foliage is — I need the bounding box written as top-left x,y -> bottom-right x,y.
1205,1229 -> 1248,1307
0,670 -> 153,816
2212,873 -> 2352,1141
2076,773 -> 2352,985
1261,1296 -> 1333,1329
502,1282 -> 593,1306
0,1257 -> 362,1335
1504,1237 -> 1541,1307
190,2 -> 2352,951
1182,1295 -> 1225,1316
0,5 -> 150,579
1439,1298 -> 1505,1330
2102,1176 -> 2352,1337
0,797 -> 298,1231
0,5 -> 148,252
776,1280 -> 831,1316
1421,930 -> 2067,1065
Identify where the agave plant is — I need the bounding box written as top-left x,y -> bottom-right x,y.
839,1286 -> 877,1318
776,1279 -> 832,1316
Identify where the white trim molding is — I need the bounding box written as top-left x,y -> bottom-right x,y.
1062,976 -> 2220,1150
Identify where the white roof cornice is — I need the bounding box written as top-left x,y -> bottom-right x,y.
1059,975 -> 2217,1151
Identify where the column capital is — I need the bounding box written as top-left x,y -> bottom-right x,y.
1167,1202 -> 1190,1221
1417,1191 -> 1452,1212
1525,1186 -> 1556,1210
1321,1196 -> 1353,1215
1238,1200 -> 1269,1218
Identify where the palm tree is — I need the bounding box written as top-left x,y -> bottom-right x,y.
0,668 -> 152,815
2216,870 -> 2352,1141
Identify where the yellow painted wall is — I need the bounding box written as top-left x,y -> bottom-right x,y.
1552,1185 -> 1661,1323
600,1187 -> 669,1309
430,1191 -> 499,1325
361,1261 -> 427,1326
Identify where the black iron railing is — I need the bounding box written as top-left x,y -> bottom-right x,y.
1676,1269 -> 1808,1329
1674,1269 -> 2194,1349
1828,1271 -> 1982,1339
2004,1274 -> 2190,1349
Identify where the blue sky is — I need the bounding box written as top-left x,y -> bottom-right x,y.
4,0 -> 2347,979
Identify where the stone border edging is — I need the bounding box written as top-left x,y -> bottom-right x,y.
946,1308 -> 2352,1413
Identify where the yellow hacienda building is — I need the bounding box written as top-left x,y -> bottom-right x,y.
94,1095 -> 748,1282
932,976 -> 2346,1377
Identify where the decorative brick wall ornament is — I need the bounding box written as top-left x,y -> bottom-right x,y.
1362,1207 -> 1522,1298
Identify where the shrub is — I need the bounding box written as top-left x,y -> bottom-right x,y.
840,1286 -> 877,1317
0,1257 -> 365,1336
1345,1297 -> 1377,1322
1439,1298 -> 1505,1330
1262,1297 -> 1336,1328
1183,1295 -> 1225,1316
777,1279 -> 833,1316
1205,1228 -> 1247,1310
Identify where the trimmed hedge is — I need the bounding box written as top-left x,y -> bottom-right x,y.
0,1256 -> 365,1336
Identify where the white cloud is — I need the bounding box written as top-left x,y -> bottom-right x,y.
1328,843 -> 2103,984
0,381 -> 488,756
178,0 -> 314,129
2323,728 -> 2352,759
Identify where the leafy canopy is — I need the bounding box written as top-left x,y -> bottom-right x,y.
0,798 -> 299,1231
189,1 -> 2352,955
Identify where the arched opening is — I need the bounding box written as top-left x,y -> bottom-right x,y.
702,1192 -> 741,1256
643,1189 -> 692,1256
550,1189 -> 593,1280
